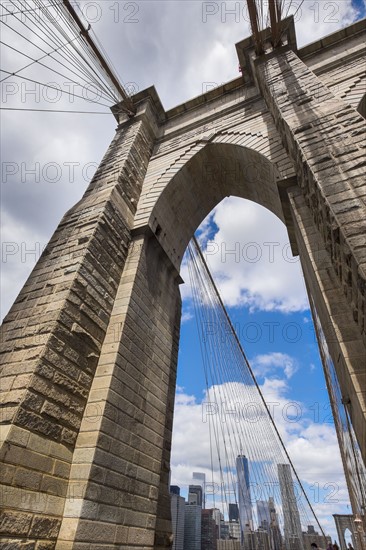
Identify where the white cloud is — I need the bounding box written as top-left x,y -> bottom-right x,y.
181,309 -> 194,324
252,352 -> 299,379
286,423 -> 345,482
287,0 -> 357,48
181,197 -> 309,313
175,390 -> 197,406
2,1 -> 359,322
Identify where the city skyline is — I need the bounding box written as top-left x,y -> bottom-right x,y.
171,463 -> 333,534
170,474 -> 334,550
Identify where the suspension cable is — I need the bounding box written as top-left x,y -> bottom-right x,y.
188,235 -> 327,538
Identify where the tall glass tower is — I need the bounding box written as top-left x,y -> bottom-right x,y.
236,454 -> 253,541
192,472 -> 206,509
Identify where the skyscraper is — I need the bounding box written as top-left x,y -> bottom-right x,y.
236,454 -> 253,541
170,485 -> 181,496
227,520 -> 241,540
201,509 -> 218,550
257,527 -> 271,550
170,486 -> 185,550
184,503 -> 202,550
257,500 -> 271,531
229,503 -> 239,522
212,508 -> 223,539
189,485 -> 203,506
193,472 -> 206,509
278,464 -> 304,550
268,496 -> 282,550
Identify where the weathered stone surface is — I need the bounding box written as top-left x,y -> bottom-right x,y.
0,99 -> 159,547
35,542 -> 56,550
29,517 -> 61,539
254,48 -> 366,354
0,510 -> 33,536
0,543 -> 36,550
288,187 -> 366,516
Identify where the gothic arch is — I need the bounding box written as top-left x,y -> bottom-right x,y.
344,527 -> 353,547
334,515 -> 358,550
144,142 -> 286,271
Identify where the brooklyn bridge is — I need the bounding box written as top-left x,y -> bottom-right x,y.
0,0 -> 365,548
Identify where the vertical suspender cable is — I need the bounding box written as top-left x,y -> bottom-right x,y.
191,236 -> 327,539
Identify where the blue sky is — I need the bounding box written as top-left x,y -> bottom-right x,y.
171,198 -> 353,537
352,0 -> 366,17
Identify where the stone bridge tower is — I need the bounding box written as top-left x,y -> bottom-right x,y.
1,17 -> 365,549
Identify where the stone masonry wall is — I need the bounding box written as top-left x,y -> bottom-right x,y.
0,100 -> 158,547
289,187 -> 365,465
254,48 -> 366,461
55,231 -> 181,549
255,48 -> 366,347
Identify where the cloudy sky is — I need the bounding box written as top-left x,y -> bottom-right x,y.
175,200 -> 355,537
1,0 -> 365,541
